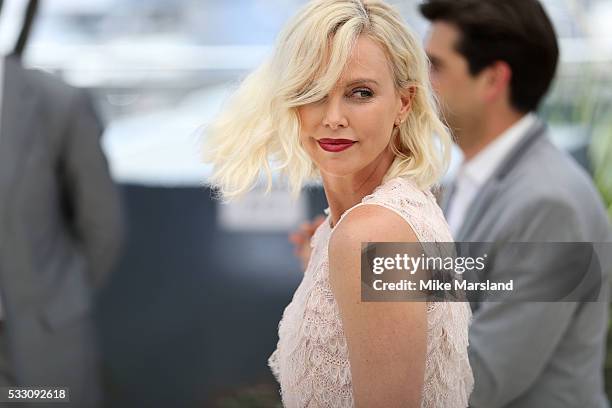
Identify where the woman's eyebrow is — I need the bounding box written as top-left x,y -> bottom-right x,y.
343,78 -> 380,87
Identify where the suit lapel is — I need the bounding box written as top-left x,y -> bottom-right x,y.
0,56 -> 39,210
455,119 -> 548,241
455,181 -> 502,241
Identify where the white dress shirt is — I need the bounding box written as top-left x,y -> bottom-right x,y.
446,113 -> 538,237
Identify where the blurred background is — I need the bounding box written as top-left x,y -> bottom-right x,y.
1,0 -> 610,406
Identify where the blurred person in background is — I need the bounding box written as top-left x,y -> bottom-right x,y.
205,0 -> 474,406
419,0 -> 612,407
0,0 -> 124,406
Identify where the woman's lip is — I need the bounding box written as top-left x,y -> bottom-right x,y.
317,139 -> 356,153
318,138 -> 356,144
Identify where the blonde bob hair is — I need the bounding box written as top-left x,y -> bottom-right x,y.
203,0 -> 451,200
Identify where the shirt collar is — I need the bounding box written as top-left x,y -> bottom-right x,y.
461,113 -> 537,187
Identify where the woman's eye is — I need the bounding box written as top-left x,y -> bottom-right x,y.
350,88 -> 374,99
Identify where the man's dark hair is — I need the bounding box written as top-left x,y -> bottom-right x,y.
419,0 -> 559,113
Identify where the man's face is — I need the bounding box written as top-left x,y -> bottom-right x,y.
425,22 -> 484,143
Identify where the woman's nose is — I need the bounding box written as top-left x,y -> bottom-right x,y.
322,96 -> 348,130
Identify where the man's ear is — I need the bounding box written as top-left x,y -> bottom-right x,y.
482,61 -> 512,102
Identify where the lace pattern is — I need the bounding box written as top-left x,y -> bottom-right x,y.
268,177 -> 474,407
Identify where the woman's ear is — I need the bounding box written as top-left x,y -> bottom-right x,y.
398,85 -> 417,122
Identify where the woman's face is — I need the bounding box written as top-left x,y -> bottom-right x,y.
298,35 -> 411,180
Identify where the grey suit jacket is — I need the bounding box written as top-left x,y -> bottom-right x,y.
0,56 -> 123,407
440,119 -> 612,407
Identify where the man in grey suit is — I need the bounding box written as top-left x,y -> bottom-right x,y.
420,0 -> 612,406
0,52 -> 123,406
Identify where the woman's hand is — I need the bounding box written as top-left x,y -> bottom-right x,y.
329,204 -> 426,408
289,215 -> 326,271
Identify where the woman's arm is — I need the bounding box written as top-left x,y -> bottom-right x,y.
329,204 -> 426,408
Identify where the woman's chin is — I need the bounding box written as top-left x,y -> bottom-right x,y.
317,164 -> 361,179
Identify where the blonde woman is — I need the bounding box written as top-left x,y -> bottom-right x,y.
204,0 -> 473,406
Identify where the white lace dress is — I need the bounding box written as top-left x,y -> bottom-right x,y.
268,176 -> 474,407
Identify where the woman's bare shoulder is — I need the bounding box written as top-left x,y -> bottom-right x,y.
330,203 -> 419,252
332,203 -> 418,242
